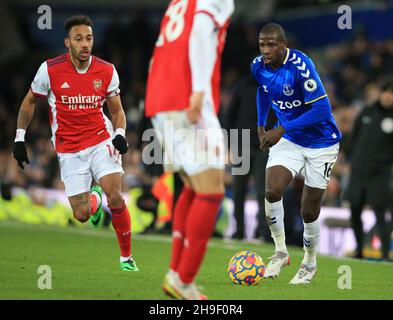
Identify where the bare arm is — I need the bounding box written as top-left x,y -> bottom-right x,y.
13,89 -> 37,168
106,94 -> 129,154
17,89 -> 37,130
106,94 -> 126,132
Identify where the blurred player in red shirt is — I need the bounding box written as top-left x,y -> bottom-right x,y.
12,15 -> 138,272
145,0 -> 234,299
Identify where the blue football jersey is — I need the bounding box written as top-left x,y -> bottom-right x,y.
251,48 -> 342,148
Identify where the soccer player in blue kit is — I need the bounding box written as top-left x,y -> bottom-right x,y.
251,23 -> 342,284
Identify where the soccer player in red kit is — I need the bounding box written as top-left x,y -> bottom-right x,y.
12,15 -> 138,272
145,0 -> 234,299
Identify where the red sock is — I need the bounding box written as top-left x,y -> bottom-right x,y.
90,194 -> 98,215
170,186 -> 195,272
110,201 -> 131,257
177,193 -> 224,284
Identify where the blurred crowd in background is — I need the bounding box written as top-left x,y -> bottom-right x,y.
0,3 -> 393,229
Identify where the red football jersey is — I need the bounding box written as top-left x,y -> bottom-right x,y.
145,0 -> 233,117
30,53 -> 120,153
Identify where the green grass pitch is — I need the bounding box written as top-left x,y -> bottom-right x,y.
0,221 -> 392,300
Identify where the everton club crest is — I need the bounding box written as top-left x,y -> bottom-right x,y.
283,84 -> 294,96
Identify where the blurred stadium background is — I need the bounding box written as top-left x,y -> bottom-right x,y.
0,0 -> 393,262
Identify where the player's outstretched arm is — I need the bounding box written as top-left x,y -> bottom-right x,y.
106,94 -> 128,154
12,89 -> 37,169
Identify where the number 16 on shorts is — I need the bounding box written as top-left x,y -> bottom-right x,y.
323,162 -> 334,179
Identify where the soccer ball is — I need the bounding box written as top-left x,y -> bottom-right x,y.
227,250 -> 265,286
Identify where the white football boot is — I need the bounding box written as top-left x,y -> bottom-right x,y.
289,264 -> 317,285
162,270 -> 207,300
264,251 -> 291,278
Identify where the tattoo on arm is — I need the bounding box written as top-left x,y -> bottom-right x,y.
106,96 -> 126,130
17,109 -> 33,129
17,92 -> 36,129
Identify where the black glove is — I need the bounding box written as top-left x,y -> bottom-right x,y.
13,141 -> 30,169
112,134 -> 129,154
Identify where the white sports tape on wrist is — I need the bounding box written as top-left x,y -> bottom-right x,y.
15,129 -> 26,142
115,128 -> 126,137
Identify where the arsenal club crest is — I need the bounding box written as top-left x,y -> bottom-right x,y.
93,79 -> 102,90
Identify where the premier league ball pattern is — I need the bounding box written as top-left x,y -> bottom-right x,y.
227,250 -> 266,286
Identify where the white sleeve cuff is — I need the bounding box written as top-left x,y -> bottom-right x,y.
107,65 -> 120,96
31,62 -> 50,97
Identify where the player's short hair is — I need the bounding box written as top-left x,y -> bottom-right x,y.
64,15 -> 93,37
260,23 -> 286,42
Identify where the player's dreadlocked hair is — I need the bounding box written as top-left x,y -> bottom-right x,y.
64,15 -> 93,37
